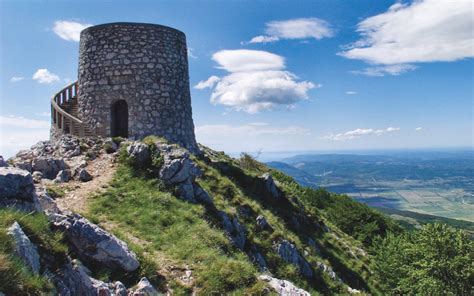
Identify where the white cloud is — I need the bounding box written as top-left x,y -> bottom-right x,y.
415,127 -> 423,131
323,127 -> 400,141
32,68 -> 60,84
345,91 -> 357,95
0,115 -> 50,129
10,76 -> 24,83
212,49 -> 284,72
248,35 -> 280,44
248,17 -> 334,44
194,76 -> 221,89
340,0 -> 474,65
351,64 -> 417,77
53,20 -> 92,42
210,70 -> 316,113
0,116 -> 50,158
197,49 -> 317,113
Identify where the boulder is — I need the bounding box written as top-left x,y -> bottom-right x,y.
127,142 -> 150,166
0,155 -> 7,167
51,212 -> 139,272
77,168 -> 93,182
218,211 -> 246,250
176,179 -> 196,203
260,173 -> 281,199
31,157 -> 67,179
55,169 -> 72,183
274,240 -> 313,278
258,275 -> 310,296
7,222 -> 41,274
0,167 -> 35,200
129,277 -> 159,296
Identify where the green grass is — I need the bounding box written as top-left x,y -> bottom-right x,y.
87,163 -> 261,294
0,209 -> 68,295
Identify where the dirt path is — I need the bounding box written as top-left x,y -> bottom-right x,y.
55,153 -> 117,214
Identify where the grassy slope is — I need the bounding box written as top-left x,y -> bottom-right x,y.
0,209 -> 68,295
85,144 -> 388,295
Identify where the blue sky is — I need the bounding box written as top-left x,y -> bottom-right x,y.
1,0 -> 473,158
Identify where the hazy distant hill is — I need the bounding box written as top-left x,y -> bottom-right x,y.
267,150 -> 474,222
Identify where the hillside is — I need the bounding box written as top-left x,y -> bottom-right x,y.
1,136 -> 472,295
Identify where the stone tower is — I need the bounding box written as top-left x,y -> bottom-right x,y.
50,22 -> 199,153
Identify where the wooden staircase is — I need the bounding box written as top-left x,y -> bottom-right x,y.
51,81 -> 93,137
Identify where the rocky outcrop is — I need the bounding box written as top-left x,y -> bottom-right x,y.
127,142 -> 150,166
129,277 -> 159,296
0,167 -> 40,212
218,211 -> 246,250
51,212 -> 139,272
258,275 -> 310,296
7,222 -> 41,274
274,240 -> 313,278
260,173 -> 281,199
0,167 -> 35,200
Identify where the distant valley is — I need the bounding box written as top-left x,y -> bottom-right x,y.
267,150 -> 474,223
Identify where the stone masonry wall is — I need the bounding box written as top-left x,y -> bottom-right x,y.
77,22 -> 199,153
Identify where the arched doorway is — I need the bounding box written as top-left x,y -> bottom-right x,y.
111,100 -> 128,138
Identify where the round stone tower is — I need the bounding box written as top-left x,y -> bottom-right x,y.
77,22 -> 199,153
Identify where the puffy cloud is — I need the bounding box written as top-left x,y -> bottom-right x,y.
212,49 -> 284,72
32,68 -> 60,84
194,76 -> 220,89
323,127 -> 400,141
415,127 -> 423,131
53,20 -> 92,42
340,0 -> 474,65
248,17 -> 334,44
345,91 -> 357,95
351,64 -> 417,77
196,49 -> 317,113
210,70 -> 316,113
10,76 -> 24,83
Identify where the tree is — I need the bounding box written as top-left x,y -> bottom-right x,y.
373,223 -> 474,295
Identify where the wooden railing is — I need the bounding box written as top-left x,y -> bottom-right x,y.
50,81 -> 90,137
